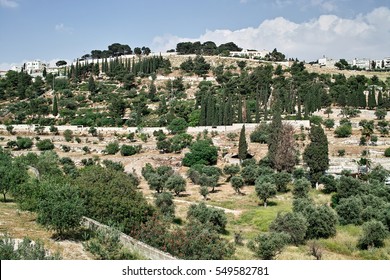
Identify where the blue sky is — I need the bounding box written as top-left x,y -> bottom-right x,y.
1,0 -> 390,69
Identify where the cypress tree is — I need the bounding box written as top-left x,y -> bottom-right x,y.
255,93 -> 260,123
238,125 -> 248,162
303,125 -> 329,185
200,94 -> 207,126
358,90 -> 366,108
238,97 -> 243,123
52,94 -> 58,116
377,91 -> 384,108
246,98 -> 251,123
88,75 -> 96,94
368,89 -> 376,109
206,94 -> 215,126
268,103 -> 282,169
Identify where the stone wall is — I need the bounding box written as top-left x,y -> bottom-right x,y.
81,217 -> 178,260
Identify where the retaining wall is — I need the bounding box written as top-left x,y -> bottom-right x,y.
81,217 -> 178,260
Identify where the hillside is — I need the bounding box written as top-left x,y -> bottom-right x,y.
1,54 -> 390,260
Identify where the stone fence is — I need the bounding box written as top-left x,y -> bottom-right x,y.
81,216 -> 178,260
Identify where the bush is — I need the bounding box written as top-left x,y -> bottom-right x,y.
63,129 -> 73,142
120,145 -> 138,156
250,122 -> 270,143
105,141 -> 120,155
335,196 -> 363,225
167,118 -> 188,134
269,212 -> 308,245
384,147 -> 390,157
182,140 -> 218,167
292,178 -> 311,199
15,137 -> 33,150
231,175 -> 244,194
36,139 -> 54,151
248,232 -> 290,260
272,171 -> 291,193
187,202 -> 227,233
334,124 -> 352,138
155,192 -> 175,219
337,149 -> 345,157
357,220 -> 388,250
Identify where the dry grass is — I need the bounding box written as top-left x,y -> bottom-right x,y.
0,201 -> 92,260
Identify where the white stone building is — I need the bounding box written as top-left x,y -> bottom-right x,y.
230,49 -> 270,59
23,60 -> 47,74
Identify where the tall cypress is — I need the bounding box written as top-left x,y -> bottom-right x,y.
368,89 -> 376,109
238,125 -> 248,162
268,103 -> 282,169
377,91 -> 384,108
246,98 -> 251,123
303,125 -> 329,185
52,94 -> 58,116
255,93 -> 260,123
237,97 -> 243,123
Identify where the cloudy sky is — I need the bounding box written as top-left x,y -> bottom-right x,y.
0,0 -> 389,69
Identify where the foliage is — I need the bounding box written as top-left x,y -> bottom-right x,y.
303,125 -> 329,184
155,192 -> 175,219
0,235 -> 61,260
238,125 -> 248,161
63,129 -> 73,142
182,139 -> 218,167
248,232 -> 290,260
120,144 -> 141,156
76,165 -> 155,233
231,175 -> 244,194
255,176 -> 277,207
292,178 -> 311,199
334,124 -> 352,138
187,202 -> 227,233
384,147 -> 390,157
357,220 -> 388,250
84,228 -> 140,260
165,174 -> 186,196
223,164 -> 240,182
302,205 -> 338,239
104,141 -> 120,155
37,183 -> 85,236
335,196 -> 363,225
269,212 -> 308,245
323,118 -> 335,130
36,139 -> 55,151
167,117 -> 188,134
272,171 -> 292,193
102,159 -> 124,172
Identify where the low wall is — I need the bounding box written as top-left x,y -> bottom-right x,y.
81,217 -> 178,260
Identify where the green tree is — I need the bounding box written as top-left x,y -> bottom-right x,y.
269,212 -> 308,245
335,196 -> 363,225
36,139 -> 55,151
292,178 -> 311,199
334,124 -> 352,138
168,117 -> 188,134
223,164 -> 240,182
37,183 -> 85,237
231,175 -> 244,194
155,192 -> 175,219
105,141 -> 120,155
63,129 -> 73,142
303,125 -> 329,184
187,202 -> 227,233
52,94 -> 58,116
165,174 -> 186,196
255,176 -> 277,207
323,119 -> 335,130
88,75 -> 97,94
273,171 -> 292,193
248,232 -> 289,260
182,139 -> 218,167
357,220 -> 388,250
375,108 -> 387,120
238,125 -> 248,162
0,152 -> 28,202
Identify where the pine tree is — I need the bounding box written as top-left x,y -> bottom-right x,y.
52,94 -> 58,116
238,125 -> 248,162
303,125 -> 329,185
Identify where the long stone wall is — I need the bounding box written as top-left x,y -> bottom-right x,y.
81,217 -> 178,260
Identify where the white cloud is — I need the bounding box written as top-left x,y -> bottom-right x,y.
55,23 -> 73,34
152,6 -> 390,61
0,0 -> 19,8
